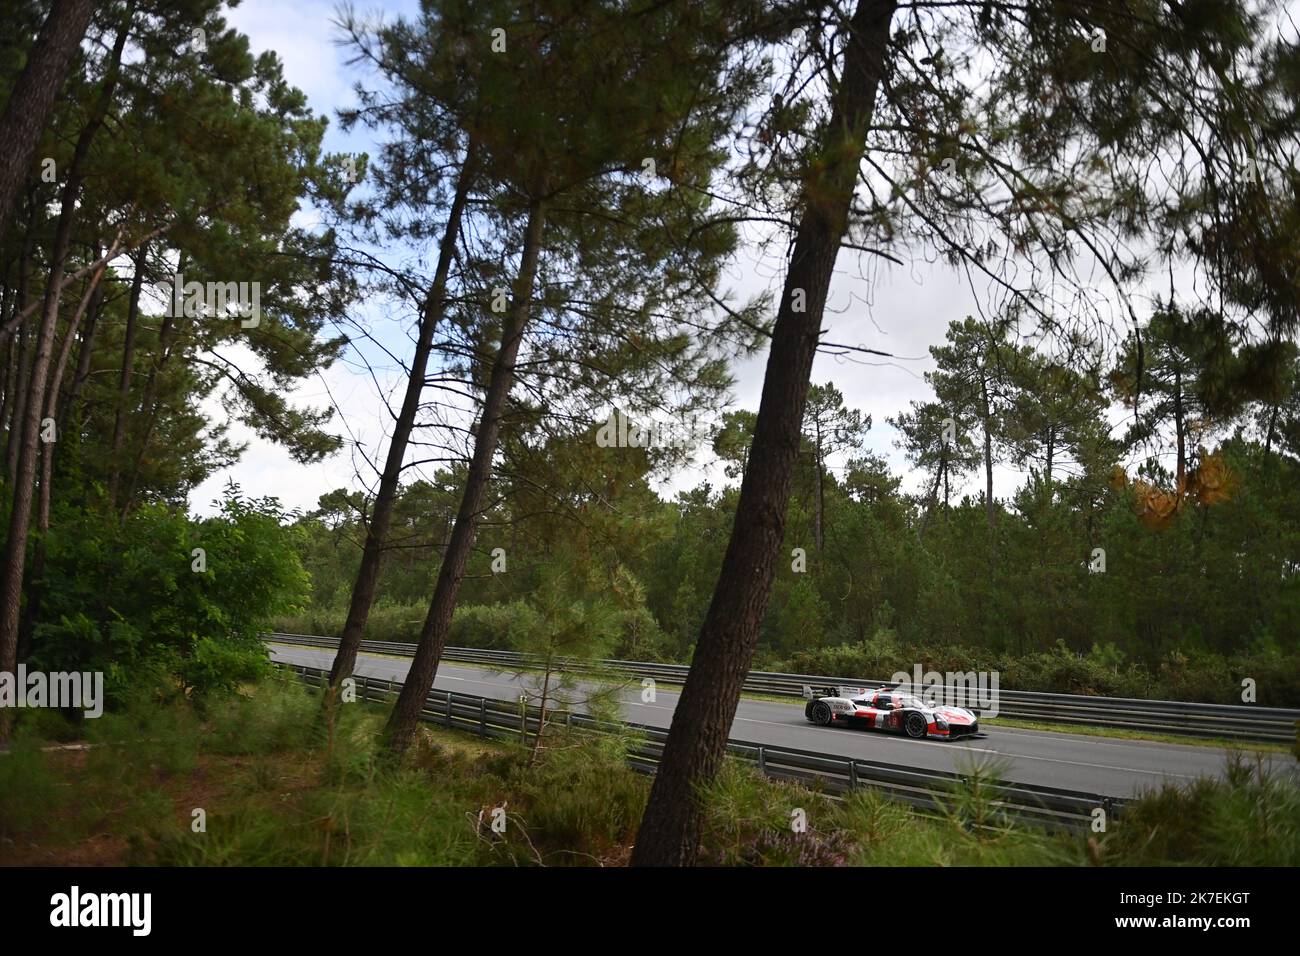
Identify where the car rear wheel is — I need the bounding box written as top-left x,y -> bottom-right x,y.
904,712 -> 928,739
810,701 -> 833,726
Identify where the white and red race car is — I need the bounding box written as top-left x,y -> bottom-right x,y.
801,683 -> 983,740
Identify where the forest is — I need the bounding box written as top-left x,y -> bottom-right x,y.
0,0 -> 1297,870
283,320 -> 1300,708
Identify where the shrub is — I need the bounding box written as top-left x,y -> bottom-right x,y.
204,671 -> 318,756
475,730 -> 647,865
29,487 -> 309,708
1102,753 -> 1300,866
450,601 -> 542,651
697,760 -> 838,865
0,736 -> 63,840
770,640 -> 1300,706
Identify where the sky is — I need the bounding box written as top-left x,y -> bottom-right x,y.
189,0 -> 1173,517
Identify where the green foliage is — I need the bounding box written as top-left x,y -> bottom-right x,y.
776,638 -> 1299,706
4,676 -> 1297,867
202,670 -> 319,757
697,761 -> 842,866
149,686 -> 487,866
30,486 -> 308,706
286,408 -> 1300,705
1099,753 -> 1300,866
452,601 -> 543,652
0,734 -> 63,840
487,731 -> 648,865
281,327 -> 1300,706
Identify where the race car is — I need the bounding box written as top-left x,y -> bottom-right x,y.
801,683 -> 983,740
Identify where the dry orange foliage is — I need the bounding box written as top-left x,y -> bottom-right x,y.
1115,449 -> 1234,529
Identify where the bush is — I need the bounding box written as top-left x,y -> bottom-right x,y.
1102,753 -> 1300,865
611,606 -> 671,661
273,600 -> 546,651
0,735 -> 63,840
450,601 -> 542,651
203,671 -> 318,756
6,674 -> 1297,868
29,487 -> 309,709
697,760 -> 837,865
494,731 -> 647,865
770,640 -> 1300,706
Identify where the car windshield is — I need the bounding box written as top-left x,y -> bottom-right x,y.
898,695 -> 925,709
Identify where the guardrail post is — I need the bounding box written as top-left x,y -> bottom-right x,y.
849,759 -> 859,789
757,746 -> 766,775
446,693 -> 452,724
480,698 -> 487,734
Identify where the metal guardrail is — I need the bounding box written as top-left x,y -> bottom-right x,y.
266,632 -> 1300,743
277,661 -> 1122,832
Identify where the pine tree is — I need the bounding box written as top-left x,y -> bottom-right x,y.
382,0 -> 763,757
631,0 -> 899,867
801,382 -> 870,550
633,0 -> 1299,865
0,0 -> 95,239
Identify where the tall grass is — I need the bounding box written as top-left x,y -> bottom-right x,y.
0,735 -> 64,840
1098,751 -> 1300,866
2,676 -> 1295,867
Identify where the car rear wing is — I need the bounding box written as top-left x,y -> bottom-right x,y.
802,684 -> 870,700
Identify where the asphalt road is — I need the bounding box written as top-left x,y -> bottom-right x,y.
268,643 -> 1289,799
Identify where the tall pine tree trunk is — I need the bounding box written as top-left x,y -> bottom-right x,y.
0,176 -> 80,740
58,254 -> 108,433
918,450 -> 943,540
630,0 -> 897,866
1173,363 -> 1186,492
40,263 -> 106,530
813,420 -> 825,552
383,192 -> 548,757
0,12 -> 129,739
326,143 -> 477,696
0,271 -> 13,432
107,242 -> 149,508
980,370 -> 994,530
1044,426 -> 1054,492
5,201 -> 37,483
21,265 -> 106,660
120,310 -> 177,517
0,0 -> 95,240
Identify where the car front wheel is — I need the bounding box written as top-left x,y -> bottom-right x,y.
810,701 -> 833,726
904,712 -> 928,739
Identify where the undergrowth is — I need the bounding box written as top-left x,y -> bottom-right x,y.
1,675 -> 1295,866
